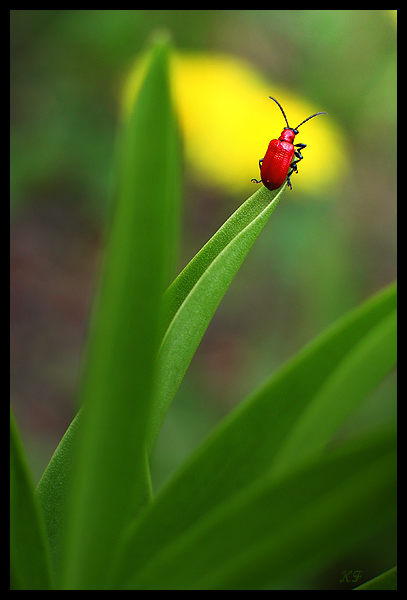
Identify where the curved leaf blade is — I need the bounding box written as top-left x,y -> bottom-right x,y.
118,429 -> 396,589
148,184 -> 284,449
354,566 -> 397,590
111,282 -> 396,587
271,305 -> 396,477
36,184 -> 282,576
36,412 -> 80,574
10,409 -> 54,590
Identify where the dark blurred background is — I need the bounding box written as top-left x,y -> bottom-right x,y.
10,11 -> 396,586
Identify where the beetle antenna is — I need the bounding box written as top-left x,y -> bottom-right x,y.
295,111 -> 327,130
269,96 -> 290,129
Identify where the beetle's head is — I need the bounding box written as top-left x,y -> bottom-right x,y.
280,128 -> 297,143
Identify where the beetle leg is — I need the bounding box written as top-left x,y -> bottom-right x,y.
287,161 -> 300,190
290,152 -> 303,172
286,173 -> 293,190
251,158 -> 264,184
293,143 -> 306,162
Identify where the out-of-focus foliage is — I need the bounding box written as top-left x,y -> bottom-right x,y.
124,52 -> 346,195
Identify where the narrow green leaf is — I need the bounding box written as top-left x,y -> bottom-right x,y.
354,566 -> 397,590
111,282 -> 396,587
10,409 -> 54,590
161,184 -> 283,332
148,183 -> 284,449
271,306 -> 396,477
117,429 -> 396,589
36,412 -> 81,574
36,185 -> 281,574
58,35 -> 180,590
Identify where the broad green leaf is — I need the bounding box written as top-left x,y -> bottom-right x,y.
115,428 -> 396,589
58,35 -> 180,590
10,409 -> 54,590
354,566 -> 397,590
111,282 -> 396,587
148,183 -> 284,449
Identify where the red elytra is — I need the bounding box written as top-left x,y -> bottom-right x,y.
252,97 -> 327,191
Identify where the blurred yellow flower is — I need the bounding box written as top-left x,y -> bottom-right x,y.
124,52 -> 347,197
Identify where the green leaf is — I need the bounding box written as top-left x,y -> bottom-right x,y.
10,409 -> 54,590
111,282 -> 396,588
354,566 -> 397,590
57,34 -> 181,590
148,182 -> 284,449
115,428 -> 396,589
36,412 -> 81,574
271,303 -> 396,478
36,170 -> 282,577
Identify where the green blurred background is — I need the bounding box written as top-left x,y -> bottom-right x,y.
10,10 -> 396,589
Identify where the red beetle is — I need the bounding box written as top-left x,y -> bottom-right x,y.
252,96 -> 327,191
